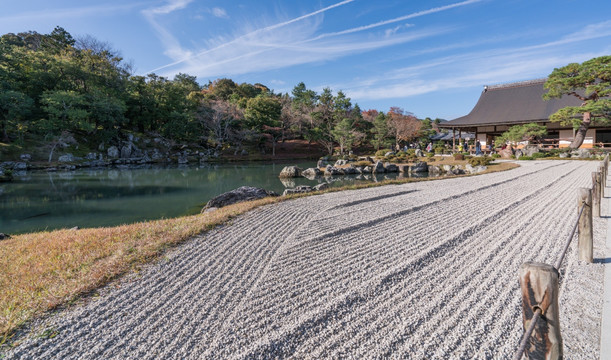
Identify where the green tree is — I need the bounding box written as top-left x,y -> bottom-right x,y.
371,112 -> 389,150
244,95 -> 282,155
331,118 -> 355,155
495,123 -> 547,145
40,90 -> 90,133
0,90 -> 33,141
544,55 -> 611,148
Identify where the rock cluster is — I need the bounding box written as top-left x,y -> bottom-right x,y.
282,183 -> 329,196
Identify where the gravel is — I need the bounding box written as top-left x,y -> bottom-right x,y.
3,160 -> 605,359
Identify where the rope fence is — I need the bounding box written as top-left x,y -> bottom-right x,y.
513,154 -> 608,360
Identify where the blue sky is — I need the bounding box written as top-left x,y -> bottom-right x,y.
1,0 -> 611,120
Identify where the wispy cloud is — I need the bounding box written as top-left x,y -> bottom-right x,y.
146,0 -> 481,78
340,21 -> 611,104
0,3 -> 144,24
309,0 -> 483,41
210,7 -> 228,19
148,0 -> 356,74
142,0 -> 195,61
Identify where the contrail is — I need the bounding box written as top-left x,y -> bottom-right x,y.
308,0 -> 484,41
148,0 -> 356,73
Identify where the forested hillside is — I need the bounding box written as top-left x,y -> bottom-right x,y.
0,27 -> 439,161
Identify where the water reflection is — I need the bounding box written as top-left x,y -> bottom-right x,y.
1,162 -> 436,234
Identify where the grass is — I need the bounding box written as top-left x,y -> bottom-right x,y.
0,160 -> 519,344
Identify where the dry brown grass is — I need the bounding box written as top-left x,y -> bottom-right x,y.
0,160 -> 519,343
0,196 -> 283,344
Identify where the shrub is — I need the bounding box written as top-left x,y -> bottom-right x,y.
531,152 -> 546,159
375,149 -> 391,157
468,157 -> 491,166
491,153 -> 501,159
518,156 -> 534,160
434,146 -> 444,154
406,149 -> 417,156
355,160 -> 371,167
454,153 -> 464,160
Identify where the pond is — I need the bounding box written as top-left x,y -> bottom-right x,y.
0,162 -> 430,234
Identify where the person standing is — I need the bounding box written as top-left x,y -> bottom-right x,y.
475,140 -> 482,155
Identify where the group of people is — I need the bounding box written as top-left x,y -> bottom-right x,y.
397,139 -> 496,155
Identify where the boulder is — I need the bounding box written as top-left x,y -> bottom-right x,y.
410,161 -> 428,173
498,146 -> 514,159
428,165 -> 442,175
0,233 -> 10,240
58,153 -> 75,162
342,166 -> 358,175
398,165 -> 410,173
384,152 -> 395,157
107,146 -> 120,158
373,161 -> 385,173
559,152 -> 569,158
514,149 -> 523,158
575,148 -> 591,158
363,166 -> 373,173
20,154 -> 31,161
13,162 -> 27,170
324,166 -> 343,176
415,149 -> 424,157
385,164 -> 399,172
302,167 -> 322,178
334,159 -> 349,166
442,164 -> 453,173
85,152 -> 98,160
120,144 -> 132,158
203,186 -> 279,211
314,183 -> 329,191
241,149 -> 248,156
279,166 -> 302,178
522,145 -> 540,157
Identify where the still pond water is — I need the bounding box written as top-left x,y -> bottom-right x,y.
0,162 -> 429,234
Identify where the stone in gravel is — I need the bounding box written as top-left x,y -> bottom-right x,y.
373,161 -> 385,173
282,185 -> 314,196
203,186 -> 279,210
279,166 -> 303,178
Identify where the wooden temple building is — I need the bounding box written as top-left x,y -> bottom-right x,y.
438,78 -> 610,149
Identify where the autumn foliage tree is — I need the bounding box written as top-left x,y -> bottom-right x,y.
386,107 -> 421,149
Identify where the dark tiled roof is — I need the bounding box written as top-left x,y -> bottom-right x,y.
439,79 -> 582,128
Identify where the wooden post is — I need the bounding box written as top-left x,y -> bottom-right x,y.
452,128 -> 456,152
578,188 -> 593,263
592,172 -> 601,218
598,165 -> 606,199
519,262 -> 562,360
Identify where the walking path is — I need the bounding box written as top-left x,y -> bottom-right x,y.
3,160 -> 606,359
